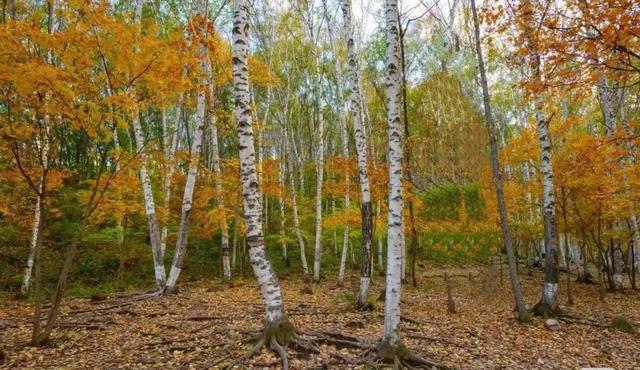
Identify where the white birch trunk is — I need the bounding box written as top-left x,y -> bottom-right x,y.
209,86 -> 231,282
233,0 -> 286,323
132,111 -> 166,289
130,0 -> 166,289
558,233 -> 567,270
535,106 -> 559,311
337,116 -> 351,287
382,0 -> 404,348
21,143 -> 47,295
279,132 -> 288,266
312,101 -> 325,283
164,3 -> 208,292
161,95 -> 182,256
341,0 -> 373,307
569,240 -> 586,281
599,79 -> 625,289
22,0 -> 59,295
287,130 -> 309,275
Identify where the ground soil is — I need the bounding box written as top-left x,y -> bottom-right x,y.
1,265 -> 639,369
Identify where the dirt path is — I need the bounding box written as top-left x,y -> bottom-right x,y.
1,266 -> 639,369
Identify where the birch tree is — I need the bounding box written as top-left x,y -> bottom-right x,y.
164,1 -> 209,293
232,0 -> 295,365
374,3 -> 447,368
518,0 -> 560,316
379,0 -> 405,356
20,0 -> 59,295
340,0 -> 373,308
130,0 -> 166,289
210,84 -> 232,282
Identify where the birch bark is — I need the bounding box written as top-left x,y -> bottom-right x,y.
130,0 -> 165,289
21,0 -> 59,295
233,0 -> 288,324
164,2 -> 208,293
209,82 -> 231,282
381,0 -> 404,348
341,0 -> 373,307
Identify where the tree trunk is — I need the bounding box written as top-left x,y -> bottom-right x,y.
164,4 -> 208,293
209,82 -> 231,282
22,0 -> 58,296
22,177 -> 44,295
377,202 -> 384,271
232,0 -> 289,327
533,105 -> 560,314
286,128 -> 309,275
470,0 -> 529,322
279,136 -> 288,267
337,109 -> 351,288
341,0 -> 373,308
130,0 -> 165,289
162,95 -> 182,256
132,112 -> 166,289
312,99 -> 324,283
381,0 -> 404,349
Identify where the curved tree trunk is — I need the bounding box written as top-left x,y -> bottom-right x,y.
164,3 -> 208,293
341,0 -> 373,308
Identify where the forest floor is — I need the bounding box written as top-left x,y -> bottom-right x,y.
1,264 -> 639,369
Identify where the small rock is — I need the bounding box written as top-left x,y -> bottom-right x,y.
544,318 -> 560,330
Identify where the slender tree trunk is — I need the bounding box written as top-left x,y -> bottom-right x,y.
381,0 -> 404,349
162,95 -> 182,256
377,202 -> 384,271
232,0 -> 290,329
397,12 -> 418,288
312,98 -> 324,283
533,105 -> 560,313
618,89 -> 640,274
209,82 -> 231,282
286,129 -> 309,275
130,0 -> 165,289
133,113 -> 166,289
337,113 -> 351,287
341,0 -> 373,307
470,0 -> 529,322
22,174 -> 45,295
164,4 -> 208,293
599,79 -> 624,290
279,130 -> 288,267
22,0 -> 58,296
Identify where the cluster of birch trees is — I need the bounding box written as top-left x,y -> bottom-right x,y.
2,0 -> 640,360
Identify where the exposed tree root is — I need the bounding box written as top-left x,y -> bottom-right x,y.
530,300 -> 562,318
234,316 -> 296,369
368,340 -> 456,370
235,323 -> 375,368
